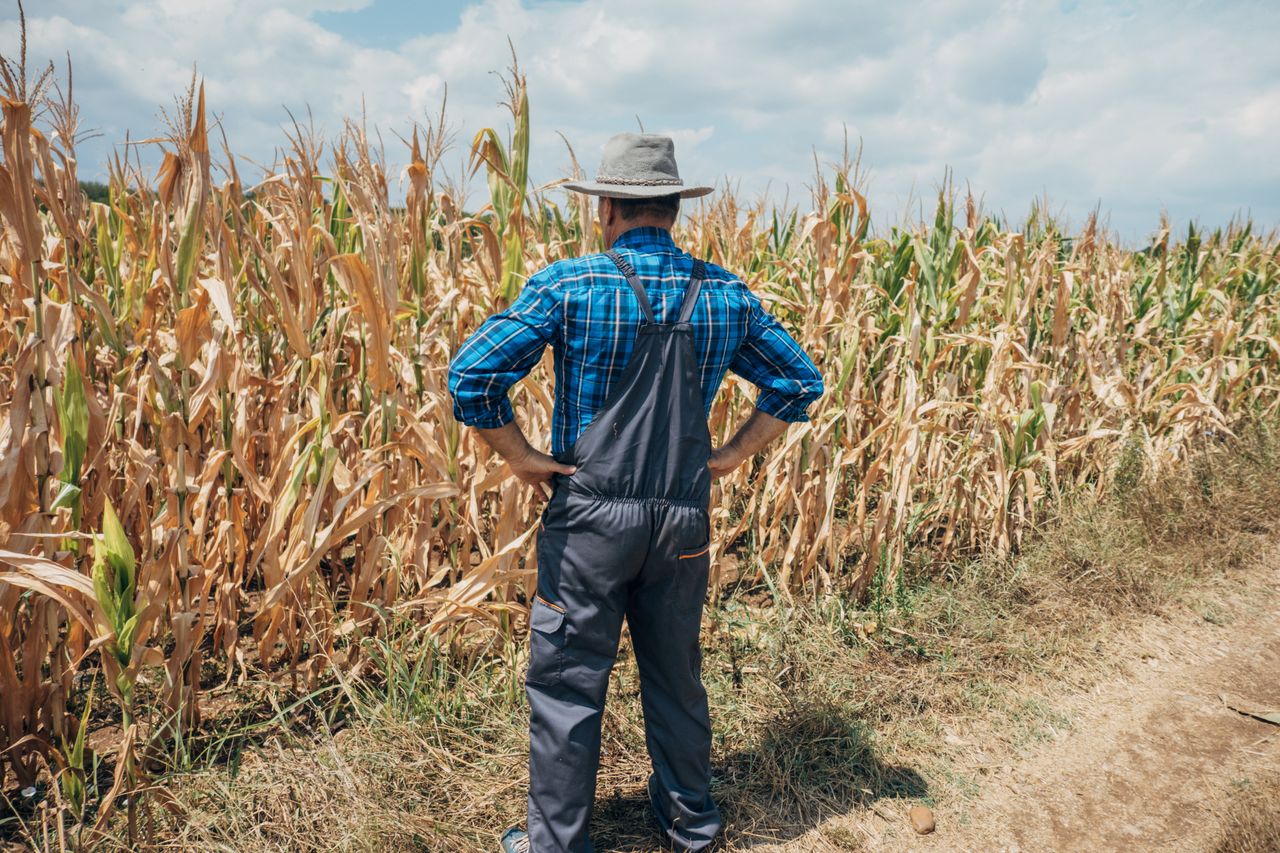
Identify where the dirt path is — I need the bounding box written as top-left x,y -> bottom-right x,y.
767,563 -> 1280,852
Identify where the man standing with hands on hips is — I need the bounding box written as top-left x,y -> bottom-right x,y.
448,132 -> 824,853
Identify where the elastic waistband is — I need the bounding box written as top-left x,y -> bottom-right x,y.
558,479 -> 708,509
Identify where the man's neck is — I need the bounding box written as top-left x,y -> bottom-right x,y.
607,222 -> 674,248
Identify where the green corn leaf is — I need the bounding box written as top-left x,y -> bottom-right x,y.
271,443 -> 311,529
117,612 -> 139,657
500,226 -> 525,304
174,203 -> 204,299
115,670 -> 132,703
70,672 -> 95,768
50,482 -> 82,511
94,203 -> 122,298
509,77 -> 530,204
92,553 -> 119,633
55,357 -> 90,485
100,500 -> 135,593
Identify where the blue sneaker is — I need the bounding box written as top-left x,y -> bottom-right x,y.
500,827 -> 530,853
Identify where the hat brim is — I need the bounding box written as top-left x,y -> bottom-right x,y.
562,179 -> 714,199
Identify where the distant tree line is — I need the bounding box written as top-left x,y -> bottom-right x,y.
79,180 -> 110,203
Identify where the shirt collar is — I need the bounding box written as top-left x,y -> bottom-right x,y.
611,226 -> 678,254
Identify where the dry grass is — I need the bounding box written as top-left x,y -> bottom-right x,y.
1212,773 -> 1280,853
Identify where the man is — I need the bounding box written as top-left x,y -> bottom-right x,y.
448,132 -> 824,853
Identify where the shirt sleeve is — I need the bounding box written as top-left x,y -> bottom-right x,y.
447,267 -> 562,428
729,286 -> 824,422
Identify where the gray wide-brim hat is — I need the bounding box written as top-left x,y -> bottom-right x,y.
563,132 -> 714,199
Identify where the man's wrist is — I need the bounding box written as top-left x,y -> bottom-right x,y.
720,437 -> 746,465
507,441 -> 536,466
475,422 -> 537,466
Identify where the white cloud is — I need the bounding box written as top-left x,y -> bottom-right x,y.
5,0 -> 1279,239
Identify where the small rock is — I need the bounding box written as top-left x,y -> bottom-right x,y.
20,786 -> 36,798
909,805 -> 935,834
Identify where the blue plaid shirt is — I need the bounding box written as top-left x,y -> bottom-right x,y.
448,227 -> 824,455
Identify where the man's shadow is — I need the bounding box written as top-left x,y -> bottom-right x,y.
590,698 -> 927,850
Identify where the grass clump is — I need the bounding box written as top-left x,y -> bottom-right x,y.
1213,773 -> 1280,853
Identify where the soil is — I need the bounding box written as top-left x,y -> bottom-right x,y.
765,561 -> 1280,852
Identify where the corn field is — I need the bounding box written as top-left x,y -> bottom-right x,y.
1,43 -> 1279,838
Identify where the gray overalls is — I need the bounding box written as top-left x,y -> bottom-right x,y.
526,250 -> 722,852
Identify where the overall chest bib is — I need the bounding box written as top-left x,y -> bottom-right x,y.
553,251 -> 712,504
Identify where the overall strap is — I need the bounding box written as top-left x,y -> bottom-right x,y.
606,250 -> 706,326
677,259 -> 707,325
605,250 -> 656,324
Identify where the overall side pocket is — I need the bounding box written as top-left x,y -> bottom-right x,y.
677,543 -> 710,561
526,596 -> 567,688
675,506 -> 712,562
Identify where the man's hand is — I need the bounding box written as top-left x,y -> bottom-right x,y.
509,447 -> 576,500
707,445 -> 746,480
474,422 -> 575,501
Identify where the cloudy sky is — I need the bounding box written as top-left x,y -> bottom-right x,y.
6,0 -> 1279,241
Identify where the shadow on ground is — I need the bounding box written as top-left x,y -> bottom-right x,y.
591,699 -> 926,850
